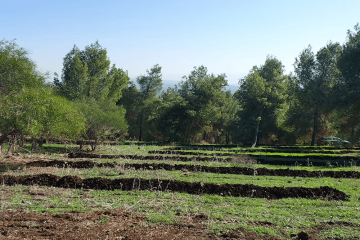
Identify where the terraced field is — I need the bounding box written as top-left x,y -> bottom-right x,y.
0,143 -> 360,239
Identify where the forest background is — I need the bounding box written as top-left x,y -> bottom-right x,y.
1,22 -> 360,150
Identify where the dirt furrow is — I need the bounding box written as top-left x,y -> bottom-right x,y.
68,152 -> 231,162
150,150 -> 360,160
25,160 -> 360,179
0,173 -> 349,200
162,148 -> 360,154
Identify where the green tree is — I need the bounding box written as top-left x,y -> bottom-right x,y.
54,41 -> 129,102
117,81 -> 142,140
336,23 -> 360,143
293,43 -> 341,145
0,87 -> 86,153
136,64 -> 163,141
54,41 -> 130,149
235,57 -> 288,146
74,98 -> 127,150
176,66 -> 230,143
157,86 -> 189,142
0,39 -> 45,94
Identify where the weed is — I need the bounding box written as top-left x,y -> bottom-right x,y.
97,214 -> 110,224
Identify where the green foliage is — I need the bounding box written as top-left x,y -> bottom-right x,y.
235,56 -> 288,146
137,64 -> 163,96
0,39 -> 45,94
289,43 -> 341,145
156,66 -> 239,144
335,23 -> 360,143
175,66 -> 233,142
54,41 -> 129,102
121,64 -> 163,141
75,98 -> 127,145
0,87 -> 86,141
117,81 -> 142,140
53,41 -> 129,148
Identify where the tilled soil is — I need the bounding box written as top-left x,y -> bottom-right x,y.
0,209 -> 297,239
150,151 -> 360,166
150,150 -> 360,161
0,173 -> 349,200
0,209 -> 354,239
162,147 -> 360,154
68,152 -> 232,162
68,152 -> 360,166
25,159 -> 360,179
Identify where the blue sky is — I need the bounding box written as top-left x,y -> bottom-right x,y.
1,0 -> 359,85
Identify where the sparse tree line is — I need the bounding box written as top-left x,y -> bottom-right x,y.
0,24 -> 359,153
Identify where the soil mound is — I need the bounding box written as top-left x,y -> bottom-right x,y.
68,152 -> 231,162
0,173 -> 349,200
163,148 -> 360,154
26,160 -> 360,179
151,150 -> 360,161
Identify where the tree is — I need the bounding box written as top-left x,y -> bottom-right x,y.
54,41 -> 129,102
54,41 -> 130,149
0,39 -> 45,95
117,81 -> 142,140
235,56 -> 288,146
175,66 -> 230,143
136,64 -> 163,141
0,87 -> 86,153
336,23 -> 360,143
157,86 -> 190,142
294,43 -> 341,145
74,98 -> 127,150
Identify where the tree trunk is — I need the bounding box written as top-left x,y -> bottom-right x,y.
311,106 -> 319,146
139,112 -> 144,141
351,125 -> 355,145
6,135 -> 15,155
31,138 -> 37,152
252,108 -> 263,148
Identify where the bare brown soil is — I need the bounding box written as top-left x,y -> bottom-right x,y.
0,208 -> 319,239
21,159 -> 360,179
0,173 -> 349,200
0,208 -> 355,239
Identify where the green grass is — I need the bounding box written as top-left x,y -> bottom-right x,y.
1,184 -> 359,238
14,166 -> 360,197
2,142 -> 360,238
